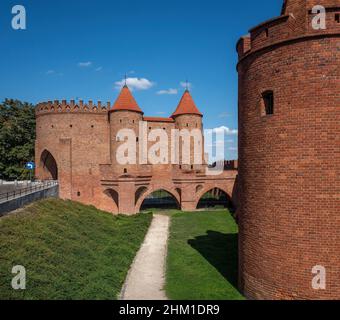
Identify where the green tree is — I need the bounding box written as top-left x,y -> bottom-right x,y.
0,99 -> 36,180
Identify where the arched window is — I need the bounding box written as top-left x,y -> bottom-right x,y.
262,90 -> 274,115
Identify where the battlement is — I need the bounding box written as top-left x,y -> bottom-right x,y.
237,2 -> 340,60
36,100 -> 111,115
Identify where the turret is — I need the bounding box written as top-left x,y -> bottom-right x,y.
109,85 -> 143,175
171,90 -> 204,172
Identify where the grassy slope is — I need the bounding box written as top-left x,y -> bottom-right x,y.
165,210 -> 244,300
0,199 -> 152,300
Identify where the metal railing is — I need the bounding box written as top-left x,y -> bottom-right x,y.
0,180 -> 58,203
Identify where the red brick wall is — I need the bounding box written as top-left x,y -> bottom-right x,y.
237,0 -> 340,300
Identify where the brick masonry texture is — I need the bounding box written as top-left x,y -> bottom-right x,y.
35,89 -> 238,215
237,0 -> 340,299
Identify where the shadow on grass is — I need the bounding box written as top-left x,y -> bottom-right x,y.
188,231 -> 238,288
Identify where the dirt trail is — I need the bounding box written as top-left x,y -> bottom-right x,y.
120,214 -> 170,300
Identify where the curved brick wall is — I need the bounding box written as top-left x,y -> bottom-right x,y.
35,101 -> 110,202
237,1 -> 340,299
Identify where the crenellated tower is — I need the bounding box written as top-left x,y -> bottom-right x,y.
237,0 -> 340,299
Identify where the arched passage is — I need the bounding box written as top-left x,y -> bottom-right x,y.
136,188 -> 180,212
103,188 -> 119,212
135,186 -> 148,204
40,149 -> 58,180
196,187 -> 233,210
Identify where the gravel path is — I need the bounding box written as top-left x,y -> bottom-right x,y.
120,214 -> 170,300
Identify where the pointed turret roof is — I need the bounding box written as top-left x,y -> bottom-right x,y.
171,90 -> 202,118
111,85 -> 143,113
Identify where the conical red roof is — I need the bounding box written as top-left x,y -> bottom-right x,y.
111,85 -> 143,113
171,90 -> 202,118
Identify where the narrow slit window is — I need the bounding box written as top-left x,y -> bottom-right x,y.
336,14 -> 340,23
262,91 -> 274,115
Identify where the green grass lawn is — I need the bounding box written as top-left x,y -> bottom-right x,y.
165,210 -> 244,300
0,199 -> 152,300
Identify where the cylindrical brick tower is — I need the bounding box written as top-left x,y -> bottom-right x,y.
171,89 -> 204,172
109,85 -> 144,177
237,0 -> 340,299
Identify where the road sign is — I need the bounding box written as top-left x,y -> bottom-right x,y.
25,162 -> 35,170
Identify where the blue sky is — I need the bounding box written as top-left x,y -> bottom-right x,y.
0,0 -> 282,160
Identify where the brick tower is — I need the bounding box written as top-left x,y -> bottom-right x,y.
237,0 -> 340,299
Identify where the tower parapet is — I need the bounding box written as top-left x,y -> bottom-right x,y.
36,100 -> 110,116
237,0 -> 340,59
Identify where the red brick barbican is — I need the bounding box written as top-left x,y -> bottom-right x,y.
35,88 -> 238,215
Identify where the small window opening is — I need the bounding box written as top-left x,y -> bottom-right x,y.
70,124 -> 73,128
124,168 -> 127,174
262,91 -> 274,115
265,28 -> 269,37
136,137 -> 139,142
336,14 -> 340,23
77,191 -> 81,197
91,125 -> 94,128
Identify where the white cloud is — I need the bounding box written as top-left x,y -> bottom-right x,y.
156,111 -> 166,115
95,66 -> 103,72
45,70 -> 63,76
115,77 -> 154,91
180,81 -> 193,90
78,61 -> 92,67
218,112 -> 231,118
212,126 -> 238,136
157,88 -> 178,95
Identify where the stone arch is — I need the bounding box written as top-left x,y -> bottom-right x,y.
195,186 -> 233,209
196,184 -> 203,193
40,149 -> 58,180
103,188 -> 119,212
135,186 -> 148,204
136,187 -> 180,213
